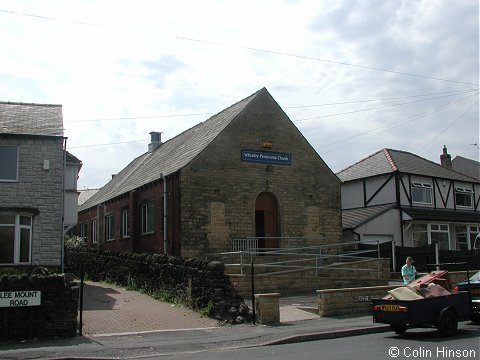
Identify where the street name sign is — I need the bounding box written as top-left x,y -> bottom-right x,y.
0,290 -> 41,307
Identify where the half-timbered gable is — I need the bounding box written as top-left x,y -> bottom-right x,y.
338,148 -> 480,250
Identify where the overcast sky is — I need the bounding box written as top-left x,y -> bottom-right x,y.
1,0 -> 478,189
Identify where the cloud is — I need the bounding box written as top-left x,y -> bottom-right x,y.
0,0 -> 478,188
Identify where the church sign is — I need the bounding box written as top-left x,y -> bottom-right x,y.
241,149 -> 291,165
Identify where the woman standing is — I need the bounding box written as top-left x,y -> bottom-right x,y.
401,256 -> 417,285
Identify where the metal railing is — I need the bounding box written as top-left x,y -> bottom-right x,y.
206,239 -> 391,278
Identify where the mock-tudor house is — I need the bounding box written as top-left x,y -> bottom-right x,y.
338,147 -> 480,251
0,101 -> 82,269
77,88 -> 342,258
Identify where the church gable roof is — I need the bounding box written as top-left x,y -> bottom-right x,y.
80,88 -> 265,211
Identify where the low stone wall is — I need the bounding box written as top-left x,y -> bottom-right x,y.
231,274 -> 390,298
314,270 -> 480,317
317,285 -> 398,316
229,258 -> 391,297
255,293 -> 280,324
0,273 -> 78,340
65,247 -> 250,323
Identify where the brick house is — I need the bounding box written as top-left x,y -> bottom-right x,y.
338,147 -> 480,251
78,88 -> 342,258
0,101 -> 82,269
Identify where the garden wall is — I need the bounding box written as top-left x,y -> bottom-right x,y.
65,247 -> 250,323
0,273 -> 78,340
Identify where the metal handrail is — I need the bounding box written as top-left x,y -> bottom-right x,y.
206,240 -> 390,277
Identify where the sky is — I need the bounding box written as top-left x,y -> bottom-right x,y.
0,0 -> 478,189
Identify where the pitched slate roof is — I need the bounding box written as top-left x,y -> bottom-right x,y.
337,148 -> 478,183
79,88 -> 263,211
342,203 -> 396,229
452,155 -> 480,180
0,101 -> 64,137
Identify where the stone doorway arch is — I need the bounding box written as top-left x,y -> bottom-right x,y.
255,192 -> 279,249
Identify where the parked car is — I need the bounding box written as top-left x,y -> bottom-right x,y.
453,270 -> 480,323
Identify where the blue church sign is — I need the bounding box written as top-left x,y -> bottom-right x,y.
241,149 -> 291,165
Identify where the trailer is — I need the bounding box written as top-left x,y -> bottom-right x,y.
372,270 -> 472,336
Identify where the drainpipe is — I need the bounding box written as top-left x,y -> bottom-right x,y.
161,173 -> 167,254
61,137 -> 67,273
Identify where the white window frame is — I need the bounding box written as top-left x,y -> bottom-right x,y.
79,223 -> 87,241
122,210 -> 130,238
429,223 -> 450,250
105,214 -> 115,241
0,213 -> 32,265
411,182 -> 433,205
410,222 -> 450,249
0,145 -> 19,182
142,202 -> 155,234
454,187 -> 473,208
455,225 -> 479,250
92,219 -> 97,244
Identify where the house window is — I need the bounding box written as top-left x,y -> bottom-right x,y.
79,223 -> 87,241
412,224 -> 428,247
0,146 -> 19,181
142,203 -> 154,234
105,214 -> 115,241
122,210 -> 130,238
430,224 -> 450,250
92,220 -> 97,244
455,226 -> 469,250
410,223 -> 450,249
0,213 -> 32,264
411,182 -> 432,205
455,187 -> 473,208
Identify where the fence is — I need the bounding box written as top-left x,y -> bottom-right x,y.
207,240 -> 387,278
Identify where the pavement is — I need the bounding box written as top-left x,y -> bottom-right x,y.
0,281 -> 391,359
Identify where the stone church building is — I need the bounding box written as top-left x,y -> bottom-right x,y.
77,88 -> 342,258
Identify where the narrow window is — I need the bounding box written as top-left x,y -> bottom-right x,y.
80,223 -> 87,241
0,146 -> 18,181
142,203 -> 154,234
92,220 -> 97,244
122,210 -> 130,238
105,214 -> 115,241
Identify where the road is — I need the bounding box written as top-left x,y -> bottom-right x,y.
158,323 -> 479,360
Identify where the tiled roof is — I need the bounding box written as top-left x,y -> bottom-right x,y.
337,148 -> 478,183
0,101 -> 64,137
342,203 -> 396,229
79,88 -> 263,211
452,156 -> 480,180
78,189 -> 100,207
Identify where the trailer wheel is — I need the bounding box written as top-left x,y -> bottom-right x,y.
437,308 -> 458,336
390,324 -> 408,334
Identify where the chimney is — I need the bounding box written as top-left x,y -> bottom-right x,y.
148,131 -> 162,152
440,145 -> 452,169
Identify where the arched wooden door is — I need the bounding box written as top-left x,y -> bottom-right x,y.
255,192 -> 279,249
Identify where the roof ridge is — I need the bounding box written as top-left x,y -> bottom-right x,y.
336,148 -> 384,174
0,101 -> 62,107
383,148 -> 397,171
453,155 -> 480,165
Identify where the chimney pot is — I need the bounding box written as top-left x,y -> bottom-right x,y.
148,131 -> 162,152
440,145 -> 452,169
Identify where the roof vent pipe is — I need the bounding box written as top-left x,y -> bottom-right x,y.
148,131 -> 162,152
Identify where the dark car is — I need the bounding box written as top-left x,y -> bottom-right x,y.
453,270 -> 480,323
